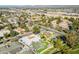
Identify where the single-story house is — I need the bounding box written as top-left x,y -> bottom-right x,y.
19,34 -> 41,46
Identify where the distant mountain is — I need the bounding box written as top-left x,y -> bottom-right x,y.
0,5 -> 79,8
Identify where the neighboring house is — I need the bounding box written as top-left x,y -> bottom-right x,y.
0,29 -> 10,38
40,31 -> 58,41
59,20 -> 72,30
51,20 -> 58,28
14,27 -> 25,34
19,34 -> 40,46
0,33 -> 4,38
8,18 -> 16,24
7,17 -> 19,27
51,19 -> 72,30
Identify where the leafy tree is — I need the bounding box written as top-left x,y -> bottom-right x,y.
54,39 -> 64,49
25,25 -> 29,32
55,16 -> 62,24
4,33 -> 11,38
0,25 -> 4,30
50,17 -> 55,21
68,17 -> 75,22
7,23 -> 13,30
10,31 -> 19,37
64,17 -> 68,20
40,14 -> 46,23
0,37 -> 3,40
33,25 -> 40,34
72,19 -> 79,31
20,23 -> 29,32
0,12 -> 2,17
65,32 -> 78,48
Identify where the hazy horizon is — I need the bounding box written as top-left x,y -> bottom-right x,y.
0,5 -> 79,8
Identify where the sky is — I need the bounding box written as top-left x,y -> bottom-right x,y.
0,0 -> 79,5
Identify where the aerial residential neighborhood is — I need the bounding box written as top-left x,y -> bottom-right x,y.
0,5 -> 79,54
